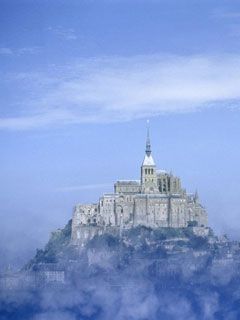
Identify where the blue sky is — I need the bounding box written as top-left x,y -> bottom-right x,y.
1,0 -> 240,268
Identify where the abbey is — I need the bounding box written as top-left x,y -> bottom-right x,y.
71,127 -> 208,245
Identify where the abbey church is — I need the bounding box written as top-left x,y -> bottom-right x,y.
71,126 -> 208,245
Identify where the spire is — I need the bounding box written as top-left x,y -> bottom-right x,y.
142,120 -> 155,166
146,120 -> 151,156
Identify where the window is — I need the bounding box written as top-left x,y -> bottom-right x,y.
145,169 -> 147,174
158,179 -> 162,192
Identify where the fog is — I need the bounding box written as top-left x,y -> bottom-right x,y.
1,230 -> 240,320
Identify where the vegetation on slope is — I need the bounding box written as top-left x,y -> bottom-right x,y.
25,224 -> 213,269
25,219 -> 72,269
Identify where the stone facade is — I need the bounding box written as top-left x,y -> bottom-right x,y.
71,127 -> 208,245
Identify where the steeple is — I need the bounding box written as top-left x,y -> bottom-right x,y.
146,120 -> 151,156
142,120 -> 155,166
141,121 -> 158,193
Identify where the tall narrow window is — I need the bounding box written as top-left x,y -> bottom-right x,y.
159,180 -> 162,192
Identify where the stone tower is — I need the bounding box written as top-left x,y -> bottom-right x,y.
141,122 -> 158,193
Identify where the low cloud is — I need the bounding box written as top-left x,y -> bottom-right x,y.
2,54 -> 240,130
1,239 -> 240,320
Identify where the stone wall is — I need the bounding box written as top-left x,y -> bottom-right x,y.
71,163 -> 208,245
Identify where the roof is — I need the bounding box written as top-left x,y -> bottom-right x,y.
142,154 -> 155,166
156,169 -> 167,174
115,180 -> 140,185
135,193 -> 183,199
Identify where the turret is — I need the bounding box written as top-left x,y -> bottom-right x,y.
194,190 -> 199,203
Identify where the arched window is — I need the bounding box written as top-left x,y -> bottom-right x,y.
145,169 -> 148,174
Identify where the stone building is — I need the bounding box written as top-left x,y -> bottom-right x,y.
71,126 -> 208,245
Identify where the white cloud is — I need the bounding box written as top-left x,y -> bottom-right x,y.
0,46 -> 40,56
17,47 -> 41,55
1,54 -> 240,130
48,26 -> 78,40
